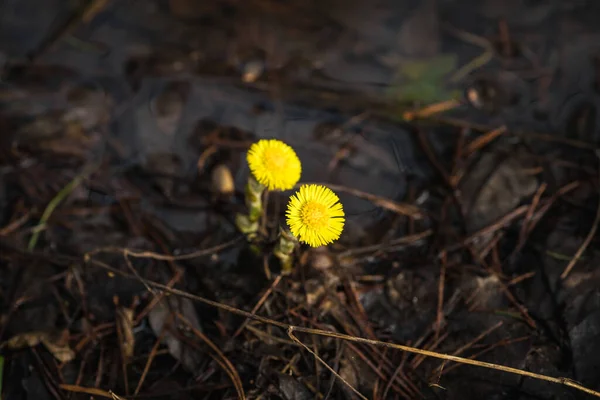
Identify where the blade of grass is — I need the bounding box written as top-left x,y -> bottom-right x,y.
28,164 -> 98,251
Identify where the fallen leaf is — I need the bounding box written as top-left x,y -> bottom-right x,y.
5,330 -> 75,363
148,297 -> 203,372
116,306 -> 135,363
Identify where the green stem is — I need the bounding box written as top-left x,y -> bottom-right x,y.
245,175 -> 264,223
235,175 -> 265,239
28,163 -> 97,251
274,226 -> 298,274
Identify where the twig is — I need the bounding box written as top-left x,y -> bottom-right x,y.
0,211 -> 31,236
288,327 -> 368,400
561,188 -> 600,279
403,99 -> 461,121
464,126 -> 507,157
339,229 -> 432,258
85,258 -> 600,398
85,235 -> 243,261
442,335 -> 531,376
60,384 -> 116,399
346,342 -> 415,398
461,205 -> 530,247
433,116 -> 600,151
435,252 -> 447,341
28,0 -> 111,62
231,274 -> 282,339
382,344 -> 412,399
134,326 -> 166,395
300,182 -> 423,219
178,313 -> 246,400
509,183 -> 547,260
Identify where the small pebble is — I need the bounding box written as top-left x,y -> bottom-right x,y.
241,60 -> 265,83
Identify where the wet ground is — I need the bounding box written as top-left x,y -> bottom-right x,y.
1,0 -> 600,399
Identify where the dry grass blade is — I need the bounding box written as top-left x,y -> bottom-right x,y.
435,251 -> 447,341
339,229 -> 433,259
84,236 -> 243,261
433,116 -> 600,151
110,390 -> 125,400
288,327 -> 368,400
464,126 -> 507,156
177,312 -> 246,400
134,328 -> 165,395
28,0 -> 111,61
561,181 -> 600,279
85,258 -> 600,398
28,163 -> 97,251
231,275 -> 282,339
300,182 -> 423,219
403,99 -> 461,121
59,384 -> 115,398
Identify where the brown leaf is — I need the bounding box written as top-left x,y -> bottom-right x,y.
6,330 -> 75,363
116,306 -> 135,363
148,297 -> 203,372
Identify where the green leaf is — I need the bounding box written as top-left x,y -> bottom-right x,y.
389,54 -> 458,104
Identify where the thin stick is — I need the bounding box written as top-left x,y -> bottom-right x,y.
434,116 -> 599,151
288,327 -> 368,400
178,313 -> 246,400
435,251 -> 447,341
300,182 -> 423,219
85,236 -> 243,261
561,189 -> 600,279
85,258 -> 600,398
561,154 -> 600,279
403,99 -> 461,121
59,384 -> 115,399
464,126 -> 507,157
231,274 -> 282,339
134,326 -> 166,395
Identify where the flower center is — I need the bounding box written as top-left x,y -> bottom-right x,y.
263,149 -> 286,171
300,201 -> 328,229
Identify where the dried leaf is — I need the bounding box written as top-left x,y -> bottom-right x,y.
5,331 -> 44,348
41,330 -> 75,363
116,306 -> 135,363
148,297 -> 203,372
5,330 -> 75,363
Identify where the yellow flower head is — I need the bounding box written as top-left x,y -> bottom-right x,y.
247,139 -> 302,191
286,184 -> 345,247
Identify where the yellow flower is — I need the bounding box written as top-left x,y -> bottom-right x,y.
247,139 -> 302,191
286,184 -> 345,247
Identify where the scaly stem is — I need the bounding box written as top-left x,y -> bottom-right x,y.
274,226 -> 298,274
235,176 -> 265,240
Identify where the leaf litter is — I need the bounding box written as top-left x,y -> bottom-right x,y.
1,0 -> 600,399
